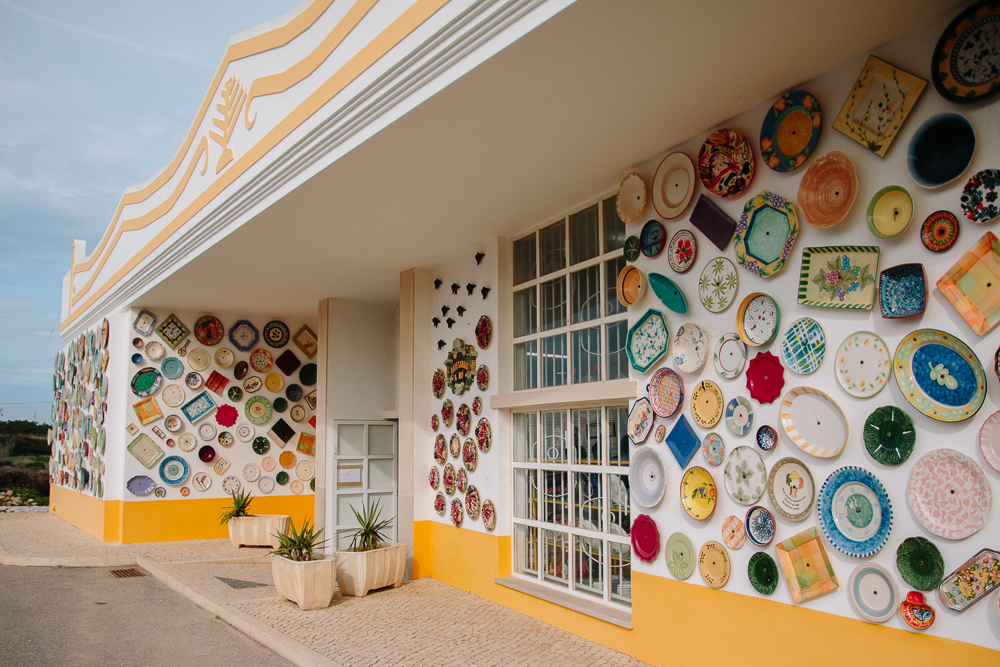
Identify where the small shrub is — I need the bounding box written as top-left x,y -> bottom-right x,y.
218,488 -> 254,525
272,518 -> 328,562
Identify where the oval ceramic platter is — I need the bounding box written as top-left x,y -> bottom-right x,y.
907,448 -> 992,540
699,257 -> 739,313
848,563 -> 899,624
818,466 -> 893,558
680,466 -> 717,520
893,329 -> 986,423
630,447 -> 666,508
647,367 -> 683,418
698,541 -> 731,588
713,333 -> 747,379
768,457 -> 815,521
779,387 -> 848,458
652,152 -> 696,219
835,331 -> 891,398
649,273 -> 688,314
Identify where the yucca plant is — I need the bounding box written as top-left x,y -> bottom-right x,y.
272,517 -> 328,562
218,488 -> 253,525
343,499 -> 394,552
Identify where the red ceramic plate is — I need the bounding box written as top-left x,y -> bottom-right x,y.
745,351 -> 784,404
631,514 -> 661,563
198,445 -> 216,463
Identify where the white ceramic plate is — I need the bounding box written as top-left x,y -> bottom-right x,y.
630,448 -> 666,508
673,323 -> 708,373
779,387 -> 849,458
834,332 -> 890,398
713,333 -> 747,379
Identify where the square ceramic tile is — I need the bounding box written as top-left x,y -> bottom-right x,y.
937,231 -> 1000,335
774,526 -> 839,604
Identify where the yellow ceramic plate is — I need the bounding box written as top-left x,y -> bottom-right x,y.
279,451 -> 297,469
265,372 -> 284,393
867,185 -> 913,239
698,540 -> 731,588
680,466 -> 717,520
690,380 -> 724,428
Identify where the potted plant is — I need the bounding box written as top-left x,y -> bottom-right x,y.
335,499 -> 406,597
218,488 -> 290,548
270,518 -> 337,610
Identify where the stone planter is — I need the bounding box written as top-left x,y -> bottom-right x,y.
228,515 -> 290,548
271,554 -> 337,610
335,543 -> 406,596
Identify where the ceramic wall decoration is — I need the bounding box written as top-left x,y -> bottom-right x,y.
667,230 -> 696,273
275,350 -> 300,376
937,231 -> 1000,335
434,435 -> 447,464
631,514 -> 661,563
665,532 -> 696,580
127,433 -> 164,468
768,457 -> 815,521
292,325 -> 318,359
907,113 -> 976,189
832,55 -> 926,158
450,498 -> 464,527
631,448 -> 666,508
961,169 -> 1000,223
937,548 -> 1000,612
654,425 -> 666,442
442,463 -> 456,495
666,415 -> 700,469
616,172 -> 646,223
723,446 -> 765,506
626,309 -> 670,373
441,400 -> 454,427
482,500 -> 496,531
920,210 -> 960,252
132,397 -> 162,425
893,328 -> 986,422
745,351 -> 784,404
756,424 -> 777,451
818,466 -> 893,558
697,129 -> 754,198
689,195 -> 737,251
475,418 -> 491,453
680,465 -> 717,520
979,411 -> 1000,473
834,331 -> 891,398
863,406 -> 915,466
126,475 -> 155,496
701,432 -> 725,466
145,340 -> 165,362
848,563 -> 898,623
796,151 -> 858,228
775,527 -> 839,604
130,368 -> 162,397
690,380 -> 723,429
649,273 -> 688,314
456,404 -> 471,436
133,310 -> 157,336
623,235 -> 640,261
736,293 -> 779,347
475,315 -> 492,349
698,257 -> 739,314
698,541 -> 731,588
193,315 -> 225,345
462,438 -> 478,472
444,338 -> 477,395
639,219 -> 666,258
449,433 -> 461,459
780,317 -> 826,375
647,367 -> 683,418
476,365 -> 489,392
896,537 -> 945,591
748,552 -> 779,596
155,314 -> 189,349
779,386 -> 848,458
465,485 -> 481,520
724,397 -> 753,437
628,397 -> 655,445
900,592 -> 936,630
797,246 -> 879,309
759,90 -> 822,172
745,506 -> 776,547
713,333 -> 746,379
162,384 -> 184,407
243,396 -> 272,425
908,448 -> 992,540
673,323 -> 706,372
879,264 -> 927,318
867,185 -> 914,239
616,265 -> 645,308
732,190 -> 800,279
651,152 -> 695,219
933,1 -> 1000,103
228,320 -> 259,352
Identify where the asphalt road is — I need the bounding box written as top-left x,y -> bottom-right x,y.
0,565 -> 292,667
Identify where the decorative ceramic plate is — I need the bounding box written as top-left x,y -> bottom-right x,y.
721,515 -> 746,550
867,186 -> 913,239
130,368 -> 162,397
780,318 -> 825,375
626,310 -> 669,373
616,172 -> 646,223
214,457 -> 232,475
701,432 -> 725,466
434,435 -> 447,464
779,386 -> 848,458
631,448 -> 666,508
244,396 -> 273,425
295,460 -> 315,481
937,231 -> 1000,335
159,456 -> 189,486
961,169 -> 1000,223
161,385 -> 184,407
198,422 -> 216,440
796,151 -> 858,228
652,152 -> 695,219
937,548 -> 1000,612
234,361 -> 248,381
235,423 -> 254,443
649,273 -> 687,314
980,411 -> 1000,473
665,532 -> 696,580
133,310 -> 157,336
849,563 -> 898,623
456,403 -> 471,437
775,526 -> 839,604
623,235 -> 640,261
818,466 -> 893,557
745,505 -> 776,547
428,466 -> 440,490
475,418 -> 492,453
896,536 -> 945,591
482,499 -> 496,531
724,396 -> 754,436
698,129 -> 754,198
442,463 -> 456,495
745,351 -> 784,405
187,348 -> 210,372
894,328 -> 986,422
680,466 -> 717,520
290,480 -> 304,495
737,293 -> 779,346
229,320 -> 258,352
465,485 -> 481,520
631,514 -> 660,563
666,415 -> 700,469
433,493 -> 446,516
126,475 -> 155,496
476,365 -> 489,392
690,194 -> 738,250
768,457 -> 815,521
161,357 -> 183,380
673,324 -> 706,373
723,446 -> 766,505
265,372 -> 284,393
900,592 -> 936,630
616,265 -> 645,308
476,315 -> 493,350
733,190 -> 800,279
879,264 -> 927,318
455,467 -> 468,495
249,349 -> 273,373
628,397 -> 655,446
713,333 -> 746,379
933,1 -> 1000,103
278,451 -> 296,469
907,113 -> 976,189
185,372 -> 203,390
257,476 -> 274,494
667,230 -> 697,273
145,340 -> 165,362
756,425 -> 777,451
128,433 -> 164,467
261,456 -> 275,472
198,445 -> 216,464
214,348 -> 235,369
863,406 -> 915,466
908,448 -> 992,540
654,425 -> 666,442
193,316 -> 224,346
449,433 -> 461,459
252,436 -> 270,456
441,400 -> 454,427
759,90 -> 822,173
288,404 -> 305,422
798,246 -> 879,310
164,415 -> 182,433
178,433 -> 196,452
243,463 -> 261,483
921,210 -> 960,252
834,332 -> 891,398
698,541 -> 731,588
262,320 -> 290,348
690,380 -> 723,428
647,367 -> 683,418
639,219 -> 666,258
748,552 -> 779,596
462,438 -> 478,472
699,257 -> 739,314
432,369 -> 445,399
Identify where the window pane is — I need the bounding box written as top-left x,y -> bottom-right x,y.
574,472 -> 603,532
539,220 -> 566,276
570,265 -> 601,324
541,410 -> 567,463
603,196 -> 626,254
515,469 -> 538,520
338,424 -> 364,456
513,234 -> 536,286
514,524 -> 538,576
606,320 -> 628,381
542,529 -> 569,586
574,536 -> 604,599
605,256 -> 626,317
540,277 -> 567,331
610,542 -> 632,605
609,473 -> 630,535
368,458 -> 393,490
607,407 -> 629,466
569,204 -> 600,265
514,412 -> 538,462
572,327 -> 601,385
572,408 -> 601,466
368,425 -> 394,455
513,287 -> 537,338
540,334 -> 567,387
542,470 -> 569,526
514,340 -> 538,391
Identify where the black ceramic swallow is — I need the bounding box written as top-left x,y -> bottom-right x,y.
481,286 -> 491,300
434,279 -> 442,290
441,305 -> 449,316
466,283 -> 476,296
446,318 -> 456,329
437,339 -> 446,350
432,317 -> 440,328
456,306 -> 466,317
475,252 -> 485,265
451,283 -> 460,295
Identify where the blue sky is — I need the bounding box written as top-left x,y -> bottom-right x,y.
0,0 -> 301,422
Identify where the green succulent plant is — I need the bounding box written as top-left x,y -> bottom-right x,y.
272,517 -> 329,562
218,488 -> 253,525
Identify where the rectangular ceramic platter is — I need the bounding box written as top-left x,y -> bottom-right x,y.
936,232 -> 1000,335
774,527 -> 839,604
127,433 -> 163,469
938,548 -> 1000,612
798,246 -> 879,309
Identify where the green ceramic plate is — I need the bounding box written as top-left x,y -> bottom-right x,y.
252,436 -> 271,455
748,552 -> 778,595
665,532 -> 696,580
896,536 -> 945,591
275,471 -> 289,485
624,235 -> 641,262
863,406 -> 915,465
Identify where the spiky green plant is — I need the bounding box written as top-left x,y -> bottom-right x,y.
342,499 -> 394,552
272,517 -> 328,562
218,488 -> 253,525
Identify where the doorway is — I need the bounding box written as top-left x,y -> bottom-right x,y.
330,421 -> 397,550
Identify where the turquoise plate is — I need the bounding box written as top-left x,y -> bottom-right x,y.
648,273 -> 688,314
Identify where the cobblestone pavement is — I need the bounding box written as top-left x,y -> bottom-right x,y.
159,562 -> 279,604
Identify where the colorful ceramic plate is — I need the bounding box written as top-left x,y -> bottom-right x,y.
278,451 -> 296,469
666,415 -> 700,469
229,320 -> 258,352
245,396 -> 273,425
737,293 -> 778,346
702,432 -> 725,466
748,552 -> 779,595
263,320 -> 290,348
249,349 -> 273,373
834,331 -> 891,398
627,397 -> 654,445
901,592 -> 936,630
639,219 -> 666,258
672,324 -> 706,373
193,316 -> 224,345
796,151 -> 857,228
261,456 -> 275,472
733,190 -> 800,279
907,113 -> 976,189
665,532 -> 696,580
863,406 -> 915,466
667,230 -> 697,273
252,436 -> 270,456
745,351 -> 784,405
690,380 -> 723,429
164,415 -> 182,433
699,257 -> 739,314
158,456 -> 189,486
466,485 -> 481,520
868,186 -> 913,239
979,411 -> 1000,473
779,386 -> 848,458
476,365 -> 489,392
214,348 -> 234,368
192,471 -> 211,492
775,526 -> 839,604
623,235 -> 640,261
937,231 -> 1000,335
475,418 -> 492,453
630,448 -> 666,508
724,396 -> 753,436
920,210 -> 960,252
235,424 -> 254,443
161,384 -> 185,407
723,446 -> 765,506
456,403 -> 471,436
130,368 -> 162,397
759,90 -> 821,173
768,457 -> 815,521
713,333 -> 746,379
818,466 -> 893,557
698,541 -> 731,588
896,536 -> 945,591
434,434 -> 447,464
217,431 -> 234,447
647,367 -> 683,418
198,422 -> 216,440
780,318 -> 825,375
721,515 -> 746,550
654,425 -> 666,443
849,563 -> 898,623
462,438 -> 478,472
938,548 -> 1000,612
745,505 -> 776,547
879,264 -> 927,318
680,466 -> 717,520
449,433 -> 461,460
649,272 -> 687,314
432,369 -> 445,399
616,172 -> 646,223
961,169 -> 1000,223
756,424 -> 776,451
265,372 -> 284,393
698,129 -> 754,198
186,372 -> 203,390
908,448 -> 992,540
893,328 -> 986,422
476,315 -> 493,350
145,340 -> 165,361
652,152 -> 695,219
797,246 -> 879,310
631,514 -> 660,563
626,309 -> 669,373
933,1 -> 1000,104
616,265 -> 645,308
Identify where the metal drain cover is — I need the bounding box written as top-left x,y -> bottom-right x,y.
110,568 -> 145,578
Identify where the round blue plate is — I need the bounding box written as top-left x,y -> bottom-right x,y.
159,456 -> 189,486
161,357 -> 184,380
639,220 -> 666,258
817,466 -> 892,558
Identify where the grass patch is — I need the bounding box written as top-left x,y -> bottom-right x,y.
0,487 -> 48,506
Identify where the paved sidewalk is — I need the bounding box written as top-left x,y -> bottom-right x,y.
0,513 -> 650,667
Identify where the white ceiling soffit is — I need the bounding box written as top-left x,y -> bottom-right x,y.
137,0 -> 960,315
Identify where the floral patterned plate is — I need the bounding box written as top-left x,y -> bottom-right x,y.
667,230 -> 697,273
462,438 -> 478,472
960,169 -> 1000,223
434,493 -> 446,516
626,310 -> 670,374
428,466 -> 440,490
647,367 -> 683,418
690,380 -> 723,429
434,434 -> 447,464
818,466 -> 893,558
442,464 -> 457,495
908,448 -> 991,540
697,129 -> 754,198
938,548 -> 1000,612
441,400 -> 454,427
698,541 -> 731,588
745,505 -> 775,547
759,90 -> 822,173
432,369 -> 445,398
466,485 -> 481,520
737,293 -> 779,347
449,433 -> 461,459
457,403 -> 471,436
665,532 -> 696,579
835,331 -> 891,398
628,397 -> 655,445
475,418 -> 492,452
893,328 -> 986,422
476,365 -> 489,392
713,333 -> 746,379
471,397 -> 482,416
733,190 -> 800,279
701,432 -> 725,466
680,466 -> 717,520
797,246 -> 879,309
450,498 -> 464,527
698,257 -> 739,314
673,323 -> 706,373
779,386 -> 848,458
723,446 -> 765,505
481,499 -> 496,531
933,1 -> 1000,103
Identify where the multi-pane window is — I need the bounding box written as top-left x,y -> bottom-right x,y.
513,198 -> 628,390
513,406 -> 632,607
